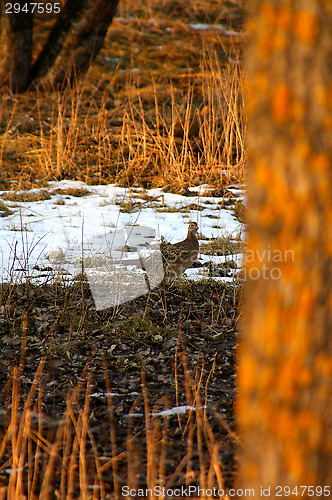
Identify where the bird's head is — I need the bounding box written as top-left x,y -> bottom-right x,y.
187,221 -> 199,238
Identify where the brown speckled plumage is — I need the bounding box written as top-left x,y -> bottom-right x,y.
161,222 -> 199,278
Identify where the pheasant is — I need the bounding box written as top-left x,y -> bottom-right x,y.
161,221 -> 199,278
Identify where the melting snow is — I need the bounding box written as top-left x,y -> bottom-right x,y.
0,181 -> 245,308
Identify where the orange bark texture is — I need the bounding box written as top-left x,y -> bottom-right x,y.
238,0 -> 332,494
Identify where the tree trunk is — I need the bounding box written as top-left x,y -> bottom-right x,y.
0,0 -> 120,92
238,0 -> 332,494
31,0 -> 120,90
0,1 -> 34,92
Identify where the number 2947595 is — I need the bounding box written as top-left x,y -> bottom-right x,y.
5,3 -> 61,14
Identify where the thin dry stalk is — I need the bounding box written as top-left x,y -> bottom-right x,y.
126,396 -> 143,493
103,356 -> 120,499
141,366 -> 155,494
77,374 -> 92,499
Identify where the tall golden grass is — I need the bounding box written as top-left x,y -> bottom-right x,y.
0,1 -> 244,191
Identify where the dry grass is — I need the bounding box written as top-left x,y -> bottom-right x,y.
200,234 -> 243,256
0,337 -> 237,498
0,0 -> 245,192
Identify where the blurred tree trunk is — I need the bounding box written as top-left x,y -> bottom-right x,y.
0,0 -> 120,92
238,0 -> 332,494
